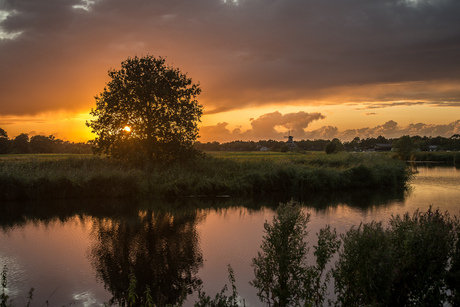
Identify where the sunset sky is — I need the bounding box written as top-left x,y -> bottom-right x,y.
1,0 -> 459,143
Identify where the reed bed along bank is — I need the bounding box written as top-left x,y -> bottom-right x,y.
0,152 -> 410,200
412,151 -> 460,165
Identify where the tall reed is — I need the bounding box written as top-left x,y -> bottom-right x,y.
0,152 -> 410,200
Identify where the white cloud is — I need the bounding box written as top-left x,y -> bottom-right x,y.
0,9 -> 22,40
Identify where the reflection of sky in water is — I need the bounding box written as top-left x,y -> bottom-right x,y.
0,166 -> 459,306
195,166 -> 460,306
0,218 -> 111,306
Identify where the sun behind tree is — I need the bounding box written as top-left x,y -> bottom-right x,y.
87,55 -> 203,164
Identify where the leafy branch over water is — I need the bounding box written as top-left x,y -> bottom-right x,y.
1,265 -> 11,307
1,266 -> 33,307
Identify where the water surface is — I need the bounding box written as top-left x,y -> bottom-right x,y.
1,166 -> 459,306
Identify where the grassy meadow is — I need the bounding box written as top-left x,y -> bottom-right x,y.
0,151 -> 410,200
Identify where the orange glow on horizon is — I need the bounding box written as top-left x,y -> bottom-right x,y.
1,102 -> 459,144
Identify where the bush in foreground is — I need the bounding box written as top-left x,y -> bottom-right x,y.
334,207 -> 460,306
251,201 -> 340,307
197,203 -> 460,306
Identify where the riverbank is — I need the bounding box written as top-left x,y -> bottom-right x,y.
0,152 -> 410,200
411,151 -> 460,165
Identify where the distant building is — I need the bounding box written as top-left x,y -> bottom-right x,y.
259,146 -> 269,152
284,131 -> 297,148
428,145 -> 438,151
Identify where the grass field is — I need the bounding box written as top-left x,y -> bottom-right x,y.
0,153 -> 93,161
207,151 -> 317,159
0,152 -> 410,200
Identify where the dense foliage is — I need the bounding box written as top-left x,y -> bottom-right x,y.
206,205 -> 460,307
334,207 -> 460,306
251,203 -> 312,306
251,202 -> 340,307
0,130 -> 91,154
392,135 -> 419,160
87,55 -> 203,164
195,134 -> 460,153
324,138 -> 345,154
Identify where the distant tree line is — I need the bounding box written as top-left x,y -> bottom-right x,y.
2,125 -> 460,156
0,128 -> 92,154
195,134 -> 460,152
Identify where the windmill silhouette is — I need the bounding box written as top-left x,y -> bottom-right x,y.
284,130 -> 296,147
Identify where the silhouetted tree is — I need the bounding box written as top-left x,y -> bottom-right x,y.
345,136 -> 361,151
393,135 -> 418,160
296,139 -> 329,151
11,133 -> 30,154
0,128 -> 9,154
376,135 -> 390,144
194,141 -> 222,151
87,55 -> 203,164
30,135 -> 55,153
324,138 -> 344,154
220,140 -> 258,151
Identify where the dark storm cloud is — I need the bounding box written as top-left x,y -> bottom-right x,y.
1,0 -> 460,115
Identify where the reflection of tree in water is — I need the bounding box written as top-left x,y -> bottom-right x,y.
89,209 -> 203,306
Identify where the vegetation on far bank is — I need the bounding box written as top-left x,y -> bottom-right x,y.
410,150 -> 460,164
195,134 -> 460,152
0,151 -> 409,201
0,128 -> 92,155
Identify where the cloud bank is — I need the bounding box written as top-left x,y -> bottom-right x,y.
1,0 -> 460,116
199,111 -> 460,142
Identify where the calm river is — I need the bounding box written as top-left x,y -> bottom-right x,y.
1,166 -> 459,306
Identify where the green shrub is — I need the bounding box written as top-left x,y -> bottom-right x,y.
333,222 -> 393,306
334,207 -> 460,306
251,201 -> 340,307
324,138 -> 345,154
